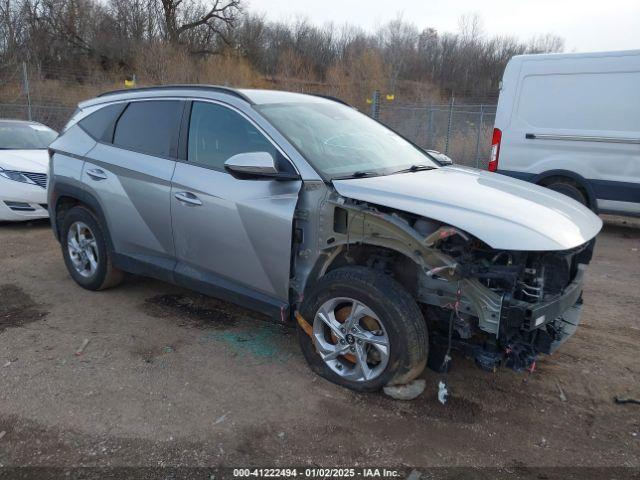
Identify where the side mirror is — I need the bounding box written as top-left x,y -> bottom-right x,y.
426,149 -> 454,166
224,152 -> 299,180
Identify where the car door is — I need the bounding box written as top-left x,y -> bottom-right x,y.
82,99 -> 184,280
170,100 -> 302,313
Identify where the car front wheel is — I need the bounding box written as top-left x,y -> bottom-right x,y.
298,266 -> 428,392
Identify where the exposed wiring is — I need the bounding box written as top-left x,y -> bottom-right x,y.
438,281 -> 462,404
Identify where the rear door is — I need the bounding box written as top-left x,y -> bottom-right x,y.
170,101 -> 301,313
82,99 -> 184,279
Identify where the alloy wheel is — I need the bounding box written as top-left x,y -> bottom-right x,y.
67,221 -> 99,278
312,297 -> 390,382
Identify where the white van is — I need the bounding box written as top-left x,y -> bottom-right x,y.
490,49 -> 640,216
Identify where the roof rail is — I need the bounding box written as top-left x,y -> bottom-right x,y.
309,93 -> 352,107
97,84 -> 253,104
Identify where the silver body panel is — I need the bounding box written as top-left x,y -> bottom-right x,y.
171,162 -> 301,301
82,143 -> 177,267
334,165 -> 603,251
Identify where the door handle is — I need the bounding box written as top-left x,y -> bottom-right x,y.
174,191 -> 203,206
86,168 -> 108,180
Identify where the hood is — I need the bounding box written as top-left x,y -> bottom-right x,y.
0,149 -> 49,173
333,166 -> 603,251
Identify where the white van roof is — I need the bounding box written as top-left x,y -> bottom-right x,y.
509,49 -> 640,63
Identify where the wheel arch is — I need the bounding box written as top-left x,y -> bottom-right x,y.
532,169 -> 598,211
51,183 -> 114,252
304,243 -> 421,298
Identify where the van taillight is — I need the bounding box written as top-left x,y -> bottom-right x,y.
488,128 -> 501,172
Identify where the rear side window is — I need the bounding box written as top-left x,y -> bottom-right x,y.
78,103 -> 126,141
188,101 -> 290,172
517,71 -> 640,132
114,100 -> 183,157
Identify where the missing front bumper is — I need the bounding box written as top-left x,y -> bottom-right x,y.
429,293 -> 586,373
533,298 -> 583,354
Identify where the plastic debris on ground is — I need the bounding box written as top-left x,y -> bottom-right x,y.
383,379 -> 426,400
438,381 -> 449,405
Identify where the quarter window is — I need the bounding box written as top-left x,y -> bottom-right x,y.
113,100 -> 183,157
78,103 -> 126,142
187,101 -> 288,172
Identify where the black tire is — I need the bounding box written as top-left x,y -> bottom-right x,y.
298,266 -> 428,392
60,206 -> 123,290
546,181 -> 588,206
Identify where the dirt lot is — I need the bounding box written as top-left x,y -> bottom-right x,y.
0,216 -> 638,470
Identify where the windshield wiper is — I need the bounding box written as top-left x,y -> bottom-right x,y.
391,164 -> 438,174
334,170 -> 379,179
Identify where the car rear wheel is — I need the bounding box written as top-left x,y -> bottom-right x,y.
61,206 -> 123,290
297,266 -> 428,392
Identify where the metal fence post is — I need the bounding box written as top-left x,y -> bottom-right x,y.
444,96 -> 454,155
474,104 -> 485,168
371,90 -> 380,121
22,62 -> 32,121
426,104 -> 433,148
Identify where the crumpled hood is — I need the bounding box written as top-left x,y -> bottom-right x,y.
333,166 -> 603,251
0,150 -> 49,173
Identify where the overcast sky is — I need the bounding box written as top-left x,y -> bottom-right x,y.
247,0 -> 640,53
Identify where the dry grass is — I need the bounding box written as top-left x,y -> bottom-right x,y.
2,43 -> 445,110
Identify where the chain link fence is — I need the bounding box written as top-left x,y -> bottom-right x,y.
376,99 -> 496,169
0,103 -> 75,131
0,62 -> 112,131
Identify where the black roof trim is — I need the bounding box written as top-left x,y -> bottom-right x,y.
97,85 -> 253,104
308,94 -> 352,107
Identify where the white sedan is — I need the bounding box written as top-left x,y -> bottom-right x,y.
0,120 -> 57,221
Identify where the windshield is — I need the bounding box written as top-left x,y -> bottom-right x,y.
0,123 -> 57,149
255,102 -> 438,179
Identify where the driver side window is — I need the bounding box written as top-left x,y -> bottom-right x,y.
187,102 -> 284,172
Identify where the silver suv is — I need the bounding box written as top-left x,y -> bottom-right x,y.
48,86 -> 602,392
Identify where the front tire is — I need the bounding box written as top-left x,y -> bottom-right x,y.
298,266 -> 428,392
60,206 -> 123,290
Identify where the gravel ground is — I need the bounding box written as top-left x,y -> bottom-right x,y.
0,216 -> 638,471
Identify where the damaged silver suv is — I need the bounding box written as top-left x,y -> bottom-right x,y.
48,86 -> 602,392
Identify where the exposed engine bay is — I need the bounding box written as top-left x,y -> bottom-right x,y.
292,185 -> 596,374
422,224 -> 594,372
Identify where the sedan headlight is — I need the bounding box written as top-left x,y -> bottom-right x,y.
0,167 -> 32,184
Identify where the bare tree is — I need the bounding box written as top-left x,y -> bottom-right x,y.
159,0 -> 241,52
1,5 -> 567,105
108,0 -> 158,41
527,33 -> 564,53
377,15 -> 419,90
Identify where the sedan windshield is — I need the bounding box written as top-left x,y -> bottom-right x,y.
0,123 -> 57,149
255,101 -> 438,179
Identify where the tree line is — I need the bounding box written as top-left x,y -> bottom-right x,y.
0,0 -> 564,106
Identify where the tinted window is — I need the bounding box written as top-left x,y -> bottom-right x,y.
114,101 -> 182,157
78,103 -> 126,141
188,102 -> 288,172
